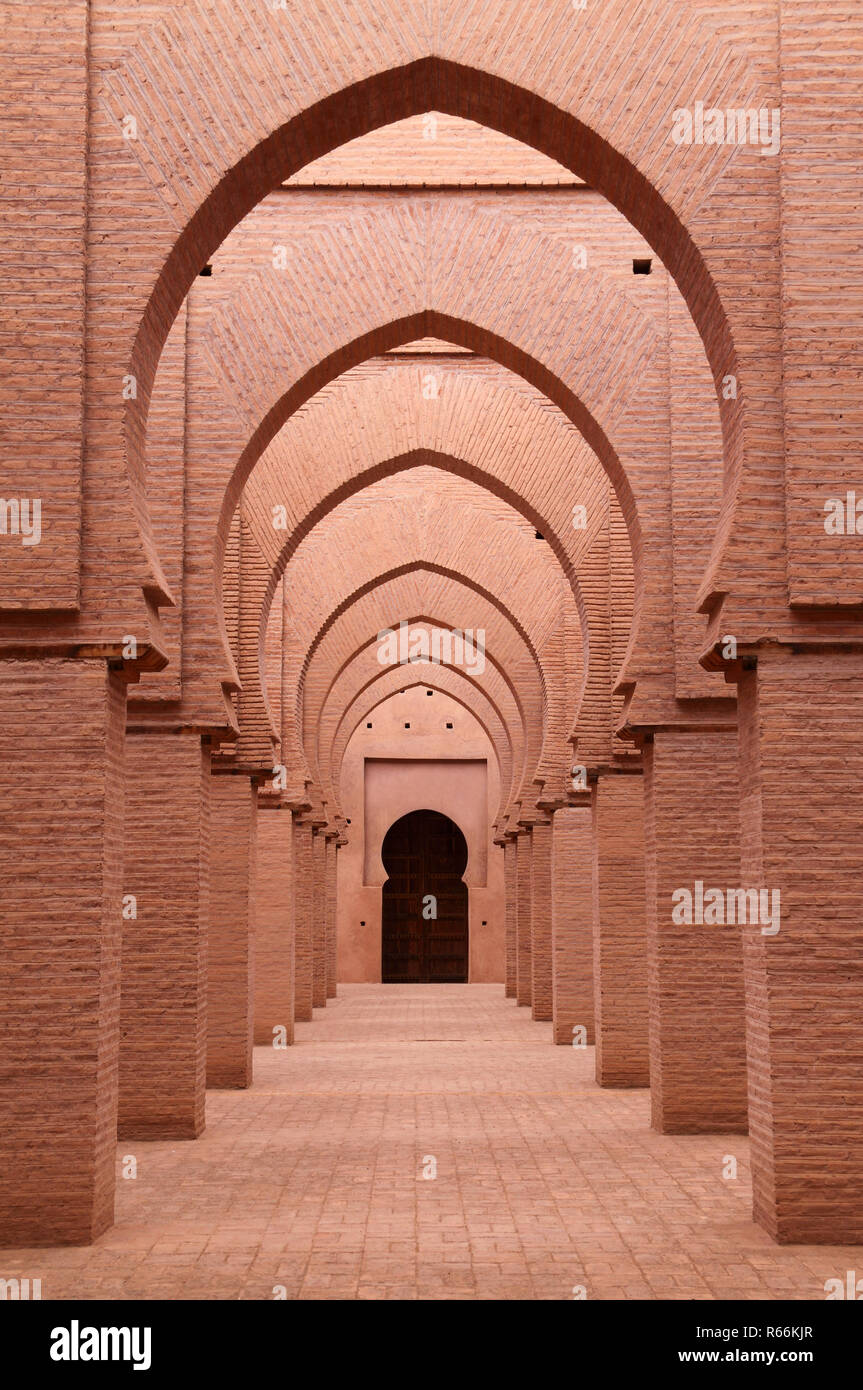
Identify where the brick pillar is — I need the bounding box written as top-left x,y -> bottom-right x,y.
552,806 -> 594,1046
293,817 -> 314,1022
503,839 -> 517,998
207,775 -> 256,1088
530,818 -> 554,1021
0,659 -> 125,1244
325,838 -> 338,998
592,773 -> 649,1087
120,730 -> 209,1139
643,728 -> 746,1133
311,830 -> 327,1008
515,830 -> 532,1007
254,807 -> 294,1047
738,649 -> 863,1242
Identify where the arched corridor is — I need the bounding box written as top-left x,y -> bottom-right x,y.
2,1 -> 863,1331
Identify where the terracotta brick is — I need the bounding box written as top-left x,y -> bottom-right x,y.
120,730 -> 209,1138
293,818 -> 315,1023
0,3 -> 88,609
10,986 -> 863,1301
503,839 -> 517,999
207,776 -> 256,1089
552,807 -> 594,1047
1,0 -> 862,1260
515,832 -> 532,1009
0,660 -> 125,1244
643,729 -> 747,1134
254,808 -> 294,1048
530,819 -> 553,1022
311,830 -> 328,1009
738,650 -> 863,1243
592,774 -> 649,1088
325,837 -> 338,999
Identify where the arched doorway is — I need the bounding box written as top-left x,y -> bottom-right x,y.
381,810 -> 469,983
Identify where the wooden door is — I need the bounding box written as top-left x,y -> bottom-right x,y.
381,809 -> 469,983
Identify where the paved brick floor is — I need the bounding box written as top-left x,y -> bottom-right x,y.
3,985 -> 859,1300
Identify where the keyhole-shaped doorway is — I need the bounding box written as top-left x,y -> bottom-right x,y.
381,809 -> 469,983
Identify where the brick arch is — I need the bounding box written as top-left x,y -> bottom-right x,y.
86,11 -> 779,660
229,376 -> 612,764
305,588 -> 538,830
306,587 -> 541,827
107,30 -> 755,599
314,640 -> 526,832
242,365 -> 608,656
231,356 -> 611,718
214,497 -> 546,789
279,580 -> 531,819
298,563 -> 560,823
197,303 -> 648,718
226,442 -> 604,795
227,446 -> 607,807
319,639 -> 523,836
264,470 -> 579,791
330,671 -> 514,839
183,243 -> 670,732
300,560 -> 551,729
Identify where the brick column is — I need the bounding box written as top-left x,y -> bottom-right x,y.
0,659 -> 125,1244
311,830 -> 327,1008
293,816 -> 314,1022
552,806 -> 594,1046
530,818 -> 554,1022
325,837 -> 338,999
592,773 -> 649,1087
120,730 -> 209,1139
254,806 -> 294,1047
643,727 -> 746,1133
515,830 -> 532,1007
503,839 -> 517,998
738,649 -> 863,1242
207,775 -> 256,1088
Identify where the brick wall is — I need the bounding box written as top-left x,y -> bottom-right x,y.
592,774 -> 649,1087
0,659 -> 125,1243
552,807 -> 594,1047
120,731 -> 209,1138
254,809 -> 294,1046
208,776 -> 256,1088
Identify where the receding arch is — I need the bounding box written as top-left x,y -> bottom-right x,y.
332,673 -> 510,831
218,315 -> 642,650
242,446 -> 594,790
302,561 -> 550,718
110,43 -> 759,680
126,53 -> 738,544
301,571 -> 556,815
174,209 -> 707,727
256,447 -> 593,701
308,605 -> 536,828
